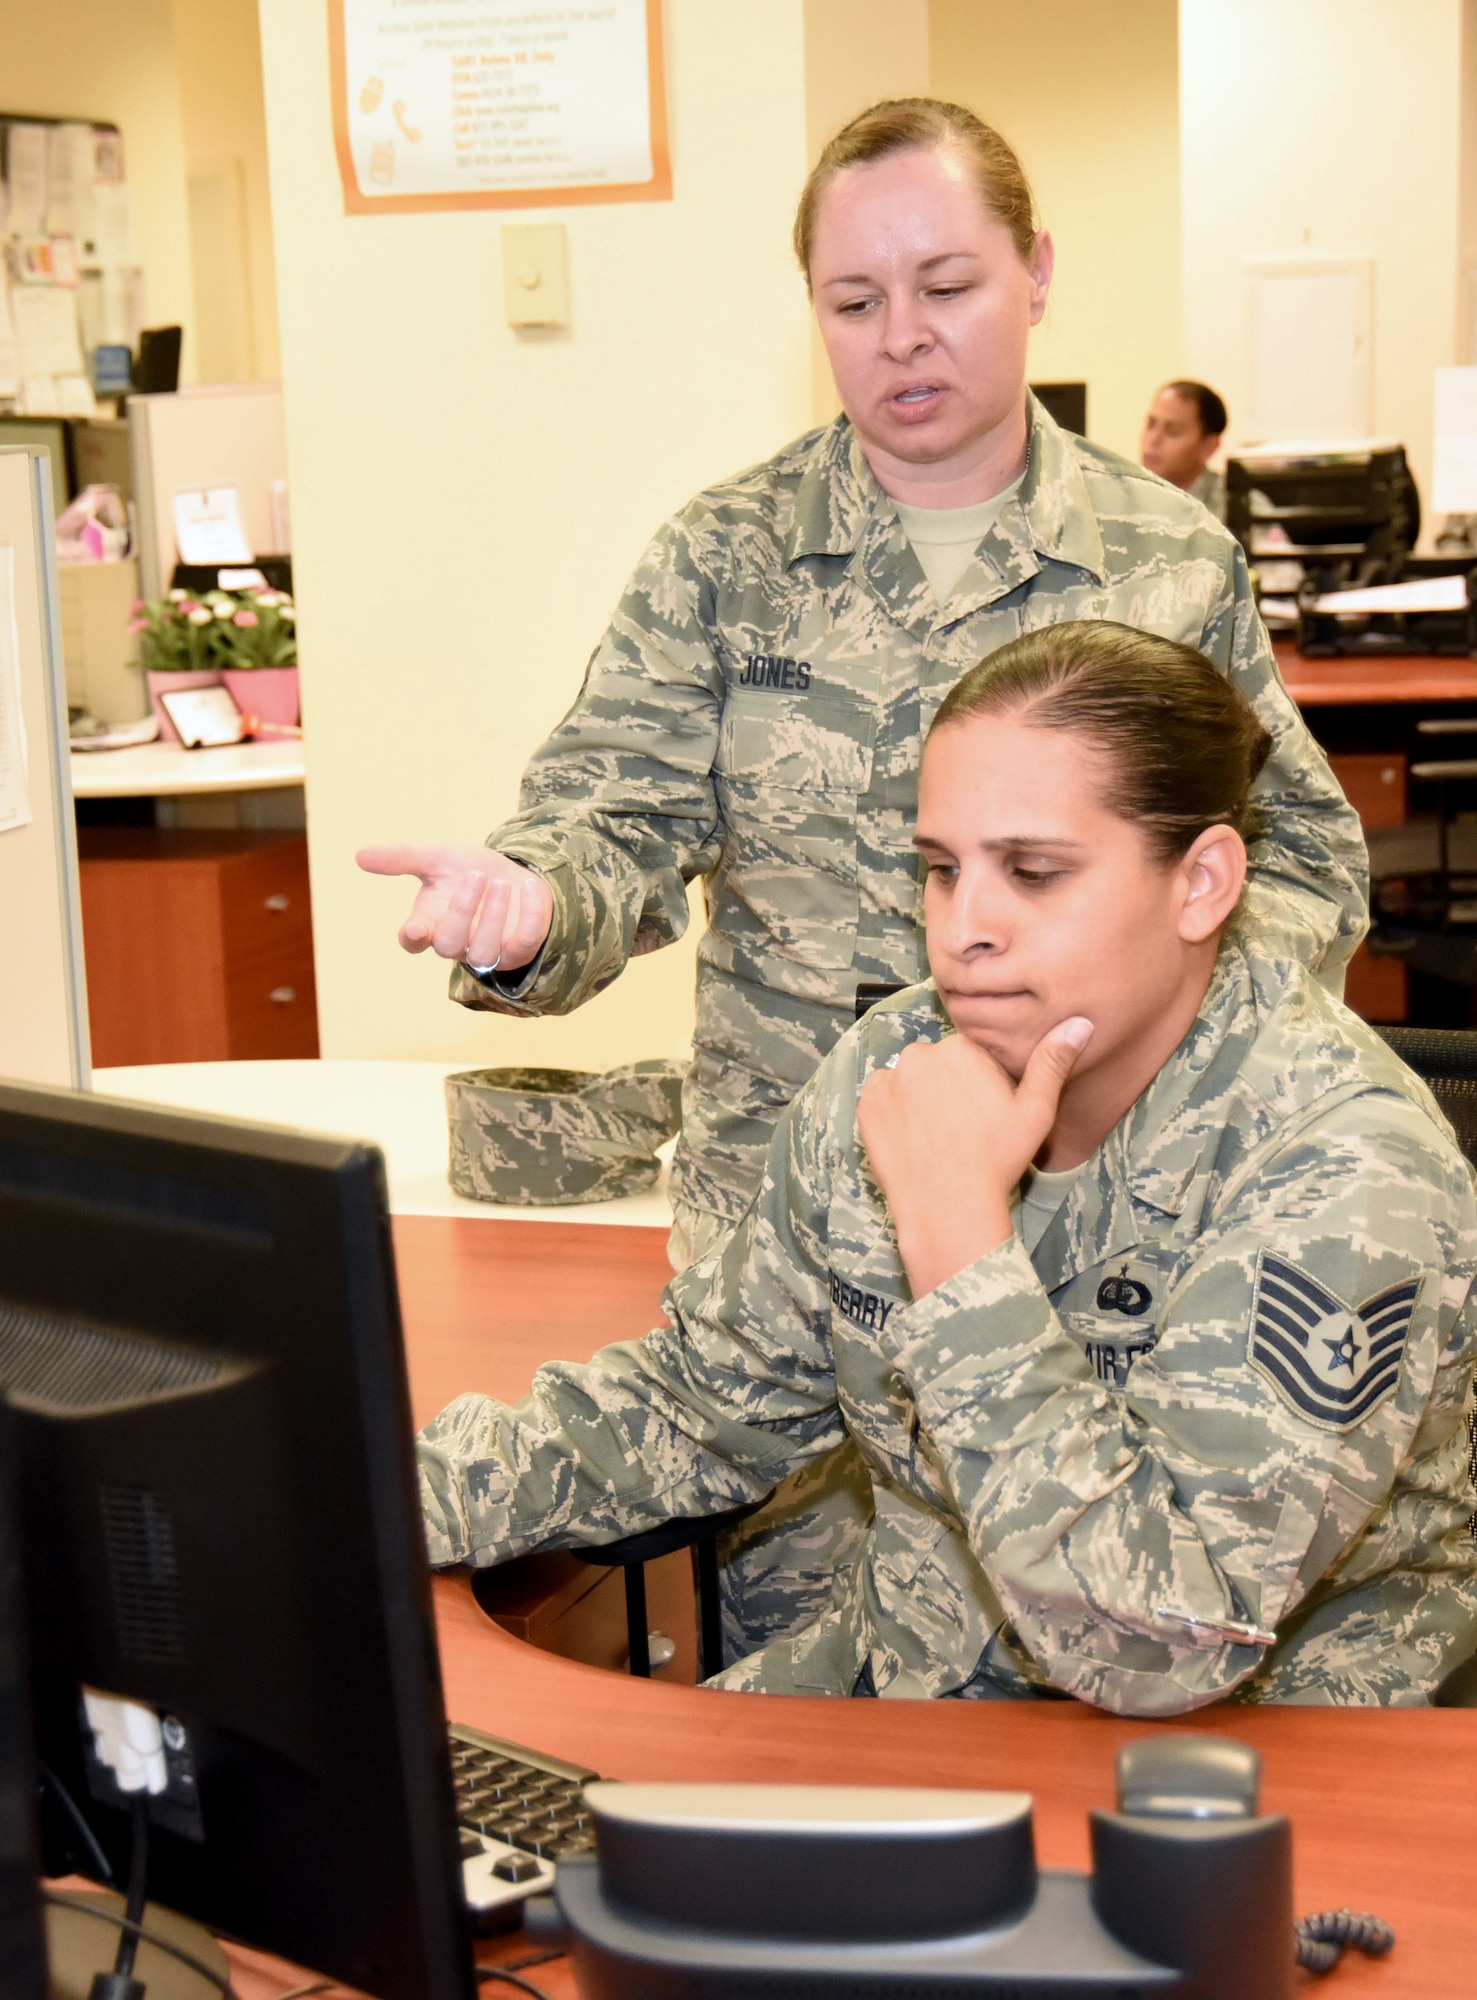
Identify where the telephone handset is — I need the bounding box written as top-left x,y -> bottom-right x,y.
530,1734 -> 1393,1998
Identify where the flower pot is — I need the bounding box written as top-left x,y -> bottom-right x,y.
147,668 -> 223,747
221,666 -> 300,736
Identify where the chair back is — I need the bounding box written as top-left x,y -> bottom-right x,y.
1375,1026 -> 1477,1162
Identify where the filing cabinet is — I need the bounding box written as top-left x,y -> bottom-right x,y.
78,828 -> 320,1066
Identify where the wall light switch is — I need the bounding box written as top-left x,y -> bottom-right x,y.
502,223 -> 569,328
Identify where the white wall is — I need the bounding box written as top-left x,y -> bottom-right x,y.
1458,0 -> 1477,363
802,0 -> 931,422
929,0 -> 1182,465
174,0 -> 282,383
258,0 -> 817,1066
1181,0 -> 1466,517
0,0 -> 196,369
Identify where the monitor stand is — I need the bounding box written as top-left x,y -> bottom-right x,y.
45,1888 -> 229,2000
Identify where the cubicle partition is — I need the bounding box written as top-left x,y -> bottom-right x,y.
128,383 -> 288,600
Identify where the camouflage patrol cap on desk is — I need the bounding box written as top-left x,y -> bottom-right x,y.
445,1059 -> 686,1205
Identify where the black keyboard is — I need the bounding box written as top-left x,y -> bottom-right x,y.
449,1722 -> 599,1928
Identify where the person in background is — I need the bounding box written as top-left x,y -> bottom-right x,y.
1140,379 -> 1229,520
418,623 -> 1476,1712
362,99 -> 1366,1661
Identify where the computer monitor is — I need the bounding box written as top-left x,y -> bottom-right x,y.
133,329 -> 183,398
1029,381 -> 1087,437
0,1079 -> 477,2000
0,1410 -> 46,2000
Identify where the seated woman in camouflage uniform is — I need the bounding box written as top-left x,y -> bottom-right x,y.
418,622 -> 1477,1714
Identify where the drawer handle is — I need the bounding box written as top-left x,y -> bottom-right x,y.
268,986 -> 296,1004
264,894 -> 291,911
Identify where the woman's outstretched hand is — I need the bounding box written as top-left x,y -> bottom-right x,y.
355,844 -> 554,973
857,1017 -> 1093,1302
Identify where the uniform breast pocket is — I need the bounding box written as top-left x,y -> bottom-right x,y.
1062,1313 -> 1160,1391
713,689 -> 876,969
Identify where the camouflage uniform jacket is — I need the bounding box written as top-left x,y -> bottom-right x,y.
453,399 -> 1368,1228
418,944 -> 1477,1714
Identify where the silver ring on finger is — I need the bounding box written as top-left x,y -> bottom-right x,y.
464,949 -> 503,978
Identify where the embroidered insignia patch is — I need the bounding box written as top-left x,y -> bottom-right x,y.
1096,1263 -> 1153,1316
1248,1251 -> 1420,1432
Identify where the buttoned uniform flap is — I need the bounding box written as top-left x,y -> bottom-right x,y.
868,1481 -> 957,1587
710,678 -> 876,969
863,1488 -> 1007,1697
715,673 -> 876,797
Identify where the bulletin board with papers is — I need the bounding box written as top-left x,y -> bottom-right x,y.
0,116 -> 144,420
327,0 -> 670,214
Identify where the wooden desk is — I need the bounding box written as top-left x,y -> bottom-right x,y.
346,1214 -> 1477,2000
69,736 -> 304,799
77,828 -> 319,1064
223,1214 -> 1477,1995
1276,640 -> 1477,708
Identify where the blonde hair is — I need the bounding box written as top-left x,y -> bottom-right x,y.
794,98 -> 1037,285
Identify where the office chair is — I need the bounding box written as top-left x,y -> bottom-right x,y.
1375,1025 -> 1477,1157
570,1497 -> 772,1683
1366,722 -> 1477,992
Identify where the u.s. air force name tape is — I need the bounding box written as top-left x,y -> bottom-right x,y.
445,1059 -> 686,1206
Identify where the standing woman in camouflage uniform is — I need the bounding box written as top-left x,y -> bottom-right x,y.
365,98 -> 1367,1653
361,96 -> 1366,1266
419,625 -> 1476,1712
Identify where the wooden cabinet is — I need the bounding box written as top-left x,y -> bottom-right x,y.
469,1548 -> 698,1685
78,828 -> 319,1066
1328,752 -> 1407,1023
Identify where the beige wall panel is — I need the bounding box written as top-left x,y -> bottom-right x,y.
803,0 -> 931,423
1181,0 -> 1463,523
173,0 -> 282,384
258,0 -> 815,1066
929,0 -> 1181,464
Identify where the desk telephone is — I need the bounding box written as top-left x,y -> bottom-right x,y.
528,1736 -> 1392,2000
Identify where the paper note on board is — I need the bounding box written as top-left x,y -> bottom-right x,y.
1434,367 -> 1477,515
90,181 -> 137,270
18,375 -> 60,418
0,547 -> 31,835
173,487 -> 253,565
5,126 -> 49,240
0,284 -> 18,400
56,373 -> 97,418
11,287 -> 84,376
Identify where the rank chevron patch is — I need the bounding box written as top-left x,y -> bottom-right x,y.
1248,1251 -> 1420,1433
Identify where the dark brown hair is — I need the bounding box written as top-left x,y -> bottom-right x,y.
930,621 -> 1272,863
1160,379 -> 1228,439
794,98 -> 1037,284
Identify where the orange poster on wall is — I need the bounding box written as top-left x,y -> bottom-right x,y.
327,0 -> 671,215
